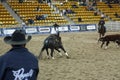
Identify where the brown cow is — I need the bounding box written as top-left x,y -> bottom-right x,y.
98,34 -> 120,49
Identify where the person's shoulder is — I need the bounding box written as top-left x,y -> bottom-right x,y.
0,51 -> 11,61
28,52 -> 38,60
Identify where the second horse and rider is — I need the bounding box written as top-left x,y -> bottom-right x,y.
98,18 -> 120,49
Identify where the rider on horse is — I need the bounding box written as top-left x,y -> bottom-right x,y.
51,22 -> 60,35
98,18 -> 106,38
98,17 -> 106,33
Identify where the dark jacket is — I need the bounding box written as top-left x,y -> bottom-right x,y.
98,19 -> 105,26
0,47 -> 39,80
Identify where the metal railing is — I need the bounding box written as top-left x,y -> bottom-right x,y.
105,21 -> 120,31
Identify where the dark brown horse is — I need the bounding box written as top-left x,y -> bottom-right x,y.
98,25 -> 106,38
38,33 -> 69,59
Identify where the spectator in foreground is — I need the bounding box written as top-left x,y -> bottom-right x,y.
0,30 -> 39,80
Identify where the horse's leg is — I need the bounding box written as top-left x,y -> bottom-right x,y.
55,48 -> 62,56
101,41 -> 105,48
60,46 -> 69,58
50,48 -> 55,59
99,33 -> 101,38
102,26 -> 106,37
116,40 -> 120,48
38,46 -> 45,59
103,33 -> 105,36
46,48 -> 50,59
99,33 -> 102,39
55,48 -> 60,52
98,33 -> 101,43
105,41 -> 109,49
102,32 -> 105,37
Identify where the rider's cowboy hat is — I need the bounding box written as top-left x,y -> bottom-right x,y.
4,30 -> 31,45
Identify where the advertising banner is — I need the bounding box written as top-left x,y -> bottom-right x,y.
58,26 -> 69,32
0,29 -> 2,35
69,25 -> 80,32
0,29 -> 2,36
0,24 -> 97,37
86,24 -> 96,31
25,27 -> 38,34
3,28 -> 16,35
38,27 -> 51,33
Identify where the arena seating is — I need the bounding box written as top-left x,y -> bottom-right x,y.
8,0 -> 69,26
55,1 -> 103,24
0,3 -> 18,28
0,0 -> 120,28
96,2 -> 120,21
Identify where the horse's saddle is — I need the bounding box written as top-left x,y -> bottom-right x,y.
45,36 -> 61,44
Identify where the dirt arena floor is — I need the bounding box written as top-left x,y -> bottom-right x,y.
0,31 -> 120,80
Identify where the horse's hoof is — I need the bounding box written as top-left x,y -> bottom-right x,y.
66,56 -> 70,59
47,57 -> 50,59
104,46 -> 108,50
116,45 -> 119,48
52,57 -> 55,59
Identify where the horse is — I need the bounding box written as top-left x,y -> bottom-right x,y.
98,34 -> 120,49
38,33 -> 69,59
98,25 -> 106,38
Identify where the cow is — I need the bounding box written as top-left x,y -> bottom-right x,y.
38,33 -> 69,59
98,34 -> 120,49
